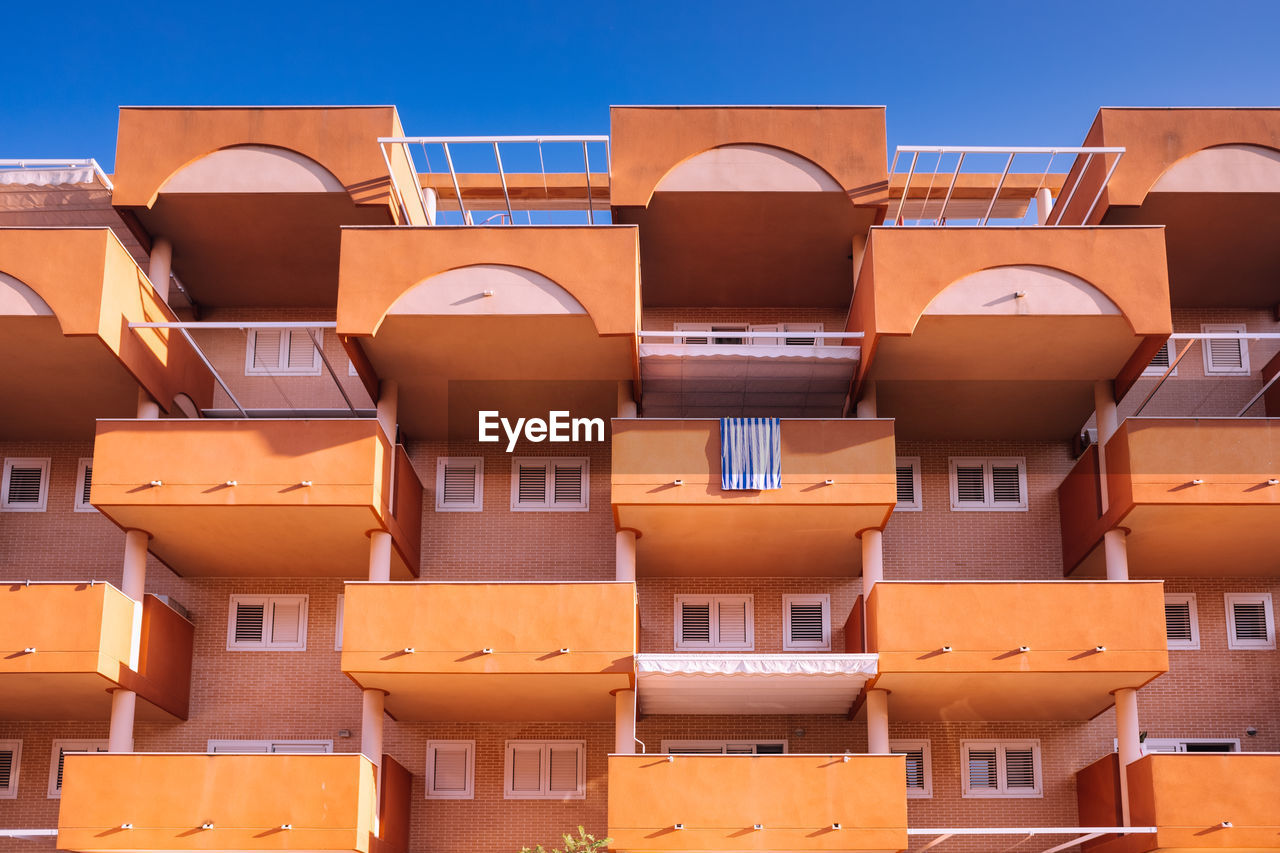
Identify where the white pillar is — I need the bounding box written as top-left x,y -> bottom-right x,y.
1094,380 -> 1119,511
108,689 -> 136,752
136,388 -> 161,420
866,688 -> 890,754
861,529 -> 884,595
121,529 -> 149,601
617,381 -> 637,419
148,238 -> 173,303
424,187 -> 438,226
614,689 -> 636,755
361,689 -> 385,766
615,531 -> 637,582
1035,187 -> 1054,225
1114,687 -> 1140,826
1104,528 -> 1130,581
368,531 -> 393,583
377,380 -> 399,442
856,382 -> 877,418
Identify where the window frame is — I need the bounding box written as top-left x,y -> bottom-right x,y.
48,739 -> 109,798
244,327 -> 324,376
895,456 -> 922,511
0,739 -> 20,799
226,594 -> 309,651
74,457 -> 96,512
1142,340 -> 1178,377
1164,593 -> 1200,650
1225,592 -> 1275,650
1119,737 -> 1241,755
1,457 -> 51,512
674,594 -> 755,651
960,739 -> 1042,799
206,739 -> 333,753
782,594 -> 831,651
890,739 -> 932,798
660,740 -> 788,754
1200,323 -> 1251,376
426,740 -> 475,799
435,456 -> 484,512
948,456 -> 1028,512
502,740 -> 586,800
509,457 -> 589,512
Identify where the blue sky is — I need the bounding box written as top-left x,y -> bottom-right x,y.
1,0 -> 1277,169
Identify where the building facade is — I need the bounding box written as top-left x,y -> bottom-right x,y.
0,104 -> 1277,853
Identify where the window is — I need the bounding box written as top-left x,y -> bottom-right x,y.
245,328 -> 323,376
783,595 -> 830,651
503,741 -> 585,799
895,456 -> 922,511
961,740 -> 1041,798
949,457 -> 1027,511
672,322 -> 823,346
48,740 -> 108,798
661,740 -> 786,754
74,458 -> 95,512
674,323 -> 748,345
675,595 -> 754,650
1142,340 -> 1178,377
1164,593 -> 1200,650
426,740 -> 475,799
510,457 -> 589,511
226,595 -> 308,651
334,594 -> 345,651
0,740 -> 19,799
890,740 -> 931,798
1201,324 -> 1250,376
207,740 -> 332,753
1225,593 -> 1275,649
2,457 -> 50,512
1123,737 -> 1240,755
436,457 -> 483,512
781,323 -> 824,346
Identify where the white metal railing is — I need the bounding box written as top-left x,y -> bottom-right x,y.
888,146 -> 1124,227
379,135 -> 610,227
1135,331 -> 1280,418
907,826 -> 1157,853
639,330 -> 864,342
0,158 -> 114,190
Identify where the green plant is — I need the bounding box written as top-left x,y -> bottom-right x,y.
519,826 -> 611,853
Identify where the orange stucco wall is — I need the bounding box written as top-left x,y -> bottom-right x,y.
609,106 -> 888,207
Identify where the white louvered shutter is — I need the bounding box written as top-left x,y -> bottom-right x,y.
786,597 -> 828,650
270,600 -> 302,645
680,601 -> 712,645
967,748 -> 998,790
749,323 -> 780,346
896,463 -> 916,504
1232,600 -> 1269,642
0,747 -> 13,795
1202,324 -> 1250,375
80,465 -> 93,506
717,599 -> 749,646
1146,341 -> 1172,373
285,329 -> 319,371
509,744 -> 543,795
437,458 -> 482,511
547,744 -> 580,795
990,463 -> 1023,505
56,744 -> 107,793
234,601 -> 267,645
552,463 -> 583,505
5,465 -> 45,508
270,742 -> 328,754
898,747 -> 925,790
1165,599 -> 1194,644
675,324 -> 711,345
251,329 -> 283,370
430,744 -> 471,796
954,464 -> 985,504
783,323 -> 822,346
517,464 -> 548,505
1004,747 -> 1037,791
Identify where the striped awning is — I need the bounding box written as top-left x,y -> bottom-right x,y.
720,417 -> 781,490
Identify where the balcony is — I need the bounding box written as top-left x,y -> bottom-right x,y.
111,106 -> 425,307
340,582 -> 635,720
0,582 -> 193,720
608,754 -> 907,853
610,106 -> 887,309
0,227 -> 213,438
865,581 -> 1168,720
850,226 -> 1172,438
611,418 -> 896,576
1077,753 -> 1280,853
57,752 -> 411,853
1059,418 -> 1280,577
336,225 -> 639,439
90,419 -> 422,578
1054,108 -> 1280,307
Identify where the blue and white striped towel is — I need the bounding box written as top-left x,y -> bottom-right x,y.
720,417 -> 781,490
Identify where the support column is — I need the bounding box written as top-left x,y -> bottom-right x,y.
136,388 -> 161,420
121,529 -> 149,601
1104,528 -> 1130,581
376,380 -> 399,443
148,238 -> 173,303
1035,187 -> 1054,226
861,529 -> 884,595
617,381 -> 637,419
866,688 -> 890,754
368,531 -> 393,583
613,689 -> 636,755
361,689 -> 385,767
615,530 -> 636,582
855,382 -> 877,418
1114,687 -> 1141,826
1094,380 -> 1119,512
108,689 -> 136,752
424,187 -> 438,226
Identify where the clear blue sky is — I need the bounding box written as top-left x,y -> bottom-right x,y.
1,0 -> 1277,170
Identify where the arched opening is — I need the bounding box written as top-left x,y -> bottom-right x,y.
654,144 -> 843,193
1150,144 -> 1280,193
0,271 -> 53,316
386,264 -> 587,319
923,265 -> 1121,318
158,144 -> 346,194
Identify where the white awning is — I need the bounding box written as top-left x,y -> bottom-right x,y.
637,653 -> 877,715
